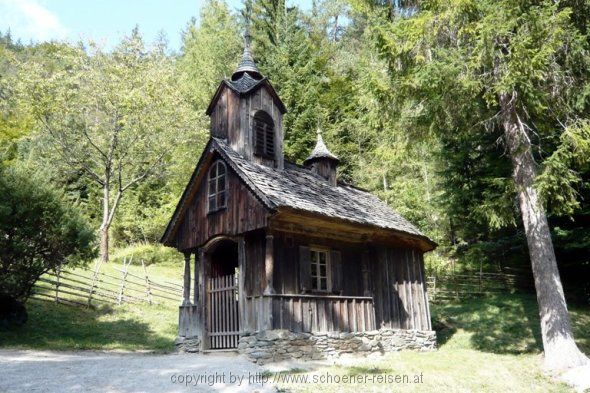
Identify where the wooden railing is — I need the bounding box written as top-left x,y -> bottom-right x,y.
426,271 -> 534,300
31,258 -> 183,308
244,294 -> 376,333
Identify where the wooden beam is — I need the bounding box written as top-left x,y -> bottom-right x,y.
264,233 -> 275,295
362,249 -> 372,297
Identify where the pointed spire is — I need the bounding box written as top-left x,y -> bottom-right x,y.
231,29 -> 263,81
304,126 -> 339,164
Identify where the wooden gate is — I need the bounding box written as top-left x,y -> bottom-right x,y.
207,274 -> 240,349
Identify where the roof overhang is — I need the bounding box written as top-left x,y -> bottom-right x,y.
269,207 -> 437,253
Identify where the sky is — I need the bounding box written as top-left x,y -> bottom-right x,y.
0,0 -> 312,52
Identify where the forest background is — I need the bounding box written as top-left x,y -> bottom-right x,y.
1,0 -> 589,303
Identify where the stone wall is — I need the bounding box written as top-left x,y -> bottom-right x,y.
238,329 -> 436,364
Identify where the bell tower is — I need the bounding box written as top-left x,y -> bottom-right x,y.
206,32 -> 287,169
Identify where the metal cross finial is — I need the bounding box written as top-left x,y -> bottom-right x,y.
244,28 -> 251,50
231,26 -> 262,80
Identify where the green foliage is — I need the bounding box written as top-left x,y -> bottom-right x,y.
244,0 -> 336,161
537,119 -> 590,216
13,30 -> 204,255
359,0 -> 590,277
110,243 -> 184,267
0,164 -> 96,302
2,0 -> 590,288
178,0 -> 242,110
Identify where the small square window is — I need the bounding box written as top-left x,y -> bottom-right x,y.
310,248 -> 330,293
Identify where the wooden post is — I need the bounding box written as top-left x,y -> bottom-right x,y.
432,276 -> 437,301
238,237 -> 247,331
182,252 -> 192,305
55,263 -> 62,303
196,248 -> 205,347
479,260 -> 483,293
118,257 -> 131,305
88,259 -> 103,307
193,250 -> 203,304
142,260 -> 153,305
361,250 -> 372,297
264,233 -> 275,295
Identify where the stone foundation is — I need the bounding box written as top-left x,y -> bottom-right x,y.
238,329 -> 436,364
175,336 -> 201,353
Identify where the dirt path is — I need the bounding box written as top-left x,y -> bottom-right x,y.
0,350 -> 274,393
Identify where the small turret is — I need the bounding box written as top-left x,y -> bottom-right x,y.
304,128 -> 339,186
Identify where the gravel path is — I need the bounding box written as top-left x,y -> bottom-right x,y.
0,350 -> 274,393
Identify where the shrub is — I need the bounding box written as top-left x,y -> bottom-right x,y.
0,165 -> 96,326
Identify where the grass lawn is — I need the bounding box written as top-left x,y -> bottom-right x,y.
0,256 -> 182,352
270,294 -> 589,393
0,300 -> 178,352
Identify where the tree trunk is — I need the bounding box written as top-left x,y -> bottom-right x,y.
499,91 -> 588,371
99,226 -> 109,264
99,184 -> 110,264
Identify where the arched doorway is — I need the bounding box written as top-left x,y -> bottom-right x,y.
205,237 -> 240,350
208,238 -> 238,278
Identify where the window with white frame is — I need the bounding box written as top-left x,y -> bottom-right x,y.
310,248 -> 330,292
208,160 -> 227,212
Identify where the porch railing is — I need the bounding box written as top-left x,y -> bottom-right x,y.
244,294 -> 376,333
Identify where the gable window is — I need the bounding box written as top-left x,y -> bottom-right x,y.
253,110 -> 275,158
310,248 -> 330,292
208,160 -> 227,212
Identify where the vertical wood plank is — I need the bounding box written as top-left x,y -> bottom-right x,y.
405,250 -> 416,329
341,300 -> 348,332
351,299 -> 357,332
304,299 -> 311,332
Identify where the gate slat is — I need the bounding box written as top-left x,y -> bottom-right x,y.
223,275 -> 228,349
228,275 -> 233,348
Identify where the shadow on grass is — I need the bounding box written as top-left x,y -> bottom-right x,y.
0,299 -> 175,351
431,293 -> 544,354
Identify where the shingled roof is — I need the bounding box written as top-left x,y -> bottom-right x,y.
226,73 -> 266,94
304,130 -> 339,164
213,137 -> 427,234
161,136 -> 435,250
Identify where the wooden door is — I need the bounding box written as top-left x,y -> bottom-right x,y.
207,274 -> 240,349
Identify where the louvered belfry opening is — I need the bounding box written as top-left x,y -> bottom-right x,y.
253,110 -> 275,159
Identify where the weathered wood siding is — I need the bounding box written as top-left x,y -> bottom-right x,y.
372,247 -> 431,331
272,232 -> 364,297
209,85 -> 284,169
267,232 -> 431,332
174,157 -> 268,250
244,231 -> 266,298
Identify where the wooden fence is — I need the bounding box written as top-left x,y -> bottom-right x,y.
426,271 -> 534,300
31,258 -> 183,308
